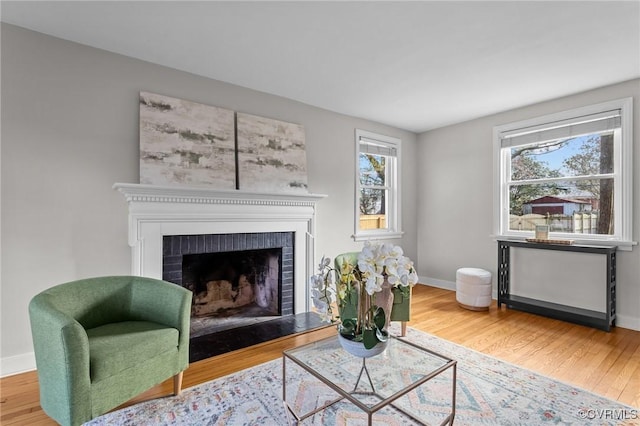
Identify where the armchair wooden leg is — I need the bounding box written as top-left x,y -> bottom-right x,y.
173,371 -> 184,395
401,321 -> 407,337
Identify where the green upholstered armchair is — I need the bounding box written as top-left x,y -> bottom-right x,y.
29,276 -> 192,426
334,252 -> 412,336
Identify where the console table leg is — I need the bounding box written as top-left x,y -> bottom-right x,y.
497,242 -> 510,308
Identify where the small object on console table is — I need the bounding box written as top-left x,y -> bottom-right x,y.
525,238 -> 574,245
534,225 -> 549,240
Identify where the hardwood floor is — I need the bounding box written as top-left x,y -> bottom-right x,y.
2,285 -> 638,424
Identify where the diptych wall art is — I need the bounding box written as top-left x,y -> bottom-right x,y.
139,92 -> 308,193
237,113 -> 308,193
139,92 -> 236,189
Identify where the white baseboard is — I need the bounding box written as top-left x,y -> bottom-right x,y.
616,313 -> 640,331
418,276 -> 455,291
1,352 -> 36,378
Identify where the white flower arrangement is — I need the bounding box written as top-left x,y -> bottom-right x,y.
357,241 -> 419,295
309,256 -> 335,322
309,241 -> 418,349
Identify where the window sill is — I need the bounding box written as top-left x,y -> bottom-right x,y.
352,231 -> 404,242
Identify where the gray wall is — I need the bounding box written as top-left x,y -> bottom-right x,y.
417,78 -> 640,329
0,24 -> 418,373
3,22 -> 637,376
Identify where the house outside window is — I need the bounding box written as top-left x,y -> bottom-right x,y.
353,129 -> 402,241
493,98 -> 634,250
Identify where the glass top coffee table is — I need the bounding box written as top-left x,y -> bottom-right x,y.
282,335 -> 456,425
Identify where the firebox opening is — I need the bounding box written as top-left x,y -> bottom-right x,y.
182,248 -> 282,337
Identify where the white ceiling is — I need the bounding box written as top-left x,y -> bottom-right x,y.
2,1 -> 639,133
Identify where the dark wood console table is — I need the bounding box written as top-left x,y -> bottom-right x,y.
497,239 -> 616,331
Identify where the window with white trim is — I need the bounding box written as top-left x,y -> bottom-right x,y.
493,98 -> 634,249
354,129 -> 402,241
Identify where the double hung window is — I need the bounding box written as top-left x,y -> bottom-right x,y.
354,129 -> 402,241
494,98 -> 633,249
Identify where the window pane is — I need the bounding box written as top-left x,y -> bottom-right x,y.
509,178 -> 614,235
510,132 -> 614,181
359,154 -> 386,186
359,188 -> 387,230
360,188 -> 386,215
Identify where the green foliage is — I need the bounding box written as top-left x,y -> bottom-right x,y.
510,152 -> 564,215
339,306 -> 387,349
362,328 -> 379,349
373,307 -> 385,330
340,318 -> 357,336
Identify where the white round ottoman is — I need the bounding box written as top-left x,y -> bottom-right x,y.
456,268 -> 492,311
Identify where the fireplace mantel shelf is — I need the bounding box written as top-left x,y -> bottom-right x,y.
113,183 -> 327,206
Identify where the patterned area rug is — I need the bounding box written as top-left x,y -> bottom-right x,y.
86,326 -> 638,425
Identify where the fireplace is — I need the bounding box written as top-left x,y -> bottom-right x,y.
162,232 -> 294,337
184,249 -> 281,318
113,183 -> 326,352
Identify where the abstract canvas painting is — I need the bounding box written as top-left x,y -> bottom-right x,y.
236,113 -> 308,193
139,92 -> 236,189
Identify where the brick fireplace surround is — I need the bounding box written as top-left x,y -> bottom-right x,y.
114,183 -> 327,359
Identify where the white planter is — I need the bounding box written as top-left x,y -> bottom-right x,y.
337,333 -> 388,358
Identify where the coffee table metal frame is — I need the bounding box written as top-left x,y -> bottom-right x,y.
282,335 -> 457,425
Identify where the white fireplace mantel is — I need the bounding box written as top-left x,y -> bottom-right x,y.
113,183 -> 327,313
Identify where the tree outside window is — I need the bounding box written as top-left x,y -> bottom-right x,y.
508,133 -> 615,235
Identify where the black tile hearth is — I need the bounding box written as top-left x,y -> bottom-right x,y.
189,312 -> 328,363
